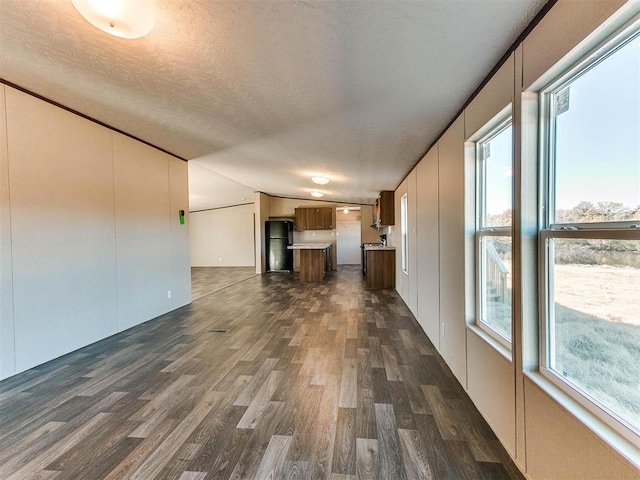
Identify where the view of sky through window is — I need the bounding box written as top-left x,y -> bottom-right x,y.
554,35 -> 639,214
484,125 -> 513,225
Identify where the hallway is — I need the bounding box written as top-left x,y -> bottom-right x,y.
0,267 -> 521,479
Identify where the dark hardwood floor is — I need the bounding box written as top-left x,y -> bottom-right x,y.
0,266 -> 523,479
191,267 -> 256,301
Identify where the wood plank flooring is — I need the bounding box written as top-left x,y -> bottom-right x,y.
0,266 -> 523,479
191,267 -> 256,301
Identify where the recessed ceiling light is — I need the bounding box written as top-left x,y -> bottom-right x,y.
311,175 -> 330,185
310,191 -> 324,198
71,0 -> 154,39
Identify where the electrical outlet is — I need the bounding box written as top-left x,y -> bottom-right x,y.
219,257 -> 222,262
167,290 -> 172,299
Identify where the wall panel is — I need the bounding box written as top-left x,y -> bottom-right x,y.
114,133 -> 172,331
465,54 -> 514,138
395,179 -> 408,302
416,145 -> 440,350
407,168 -> 418,316
0,85 -> 16,378
524,379 -> 639,479
189,204 -> 255,267
169,158 -> 191,308
6,87 -> 118,372
522,0 -> 628,89
437,115 -> 467,386
189,209 -> 214,266
467,330 -> 516,455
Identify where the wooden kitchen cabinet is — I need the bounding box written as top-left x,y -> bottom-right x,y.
294,207 -> 335,231
366,249 -> 395,289
373,191 -> 394,226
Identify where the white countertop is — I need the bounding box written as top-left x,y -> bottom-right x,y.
364,245 -> 396,250
288,243 -> 332,250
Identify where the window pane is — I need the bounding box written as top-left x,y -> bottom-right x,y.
480,235 -> 512,340
553,35 -> 640,223
482,125 -> 513,228
549,238 -> 640,432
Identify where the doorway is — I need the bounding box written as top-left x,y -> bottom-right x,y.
336,207 -> 362,265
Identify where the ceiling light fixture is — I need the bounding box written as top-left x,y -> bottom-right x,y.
71,0 -> 154,39
310,191 -> 324,198
311,175 -> 330,185
343,208 -> 349,214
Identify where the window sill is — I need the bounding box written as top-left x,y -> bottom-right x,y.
466,323 -> 512,362
524,370 -> 640,470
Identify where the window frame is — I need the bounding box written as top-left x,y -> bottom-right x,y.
401,193 -> 408,274
475,115 -> 514,349
538,27 -> 640,444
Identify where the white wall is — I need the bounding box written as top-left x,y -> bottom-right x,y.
169,158 -> 192,304
0,85 -> 15,379
416,145 -> 439,349
0,85 -> 191,380
189,204 -> 255,267
395,1 -> 639,477
436,115 -> 467,387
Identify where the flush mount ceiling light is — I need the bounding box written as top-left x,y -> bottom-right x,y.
343,208 -> 349,214
71,0 -> 154,39
311,175 -> 330,185
310,191 -> 324,198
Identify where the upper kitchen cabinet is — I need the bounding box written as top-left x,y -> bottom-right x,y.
294,206 -> 335,231
374,191 -> 394,226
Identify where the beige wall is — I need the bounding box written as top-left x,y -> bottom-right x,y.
0,85 -> 190,379
190,204 -> 255,267
395,1 -> 639,477
360,205 -> 381,243
416,145 -> 439,350
254,192 -> 271,274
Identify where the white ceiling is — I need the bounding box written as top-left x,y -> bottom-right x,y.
0,0 -> 548,209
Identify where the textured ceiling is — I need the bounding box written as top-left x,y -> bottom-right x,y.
0,0 -> 548,208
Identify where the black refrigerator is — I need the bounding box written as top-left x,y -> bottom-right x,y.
266,220 -> 293,272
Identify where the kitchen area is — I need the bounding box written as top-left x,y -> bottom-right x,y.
265,191 -> 396,288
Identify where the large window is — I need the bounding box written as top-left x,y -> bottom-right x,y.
476,117 -> 513,345
540,31 -> 640,440
401,193 -> 408,273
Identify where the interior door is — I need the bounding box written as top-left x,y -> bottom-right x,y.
337,221 -> 361,265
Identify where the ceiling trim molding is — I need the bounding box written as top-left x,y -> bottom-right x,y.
260,192 -> 374,207
0,78 -> 188,162
394,0 -> 557,190
189,202 -> 255,214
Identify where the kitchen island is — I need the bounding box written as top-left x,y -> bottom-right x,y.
364,245 -> 396,289
288,243 -> 332,282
